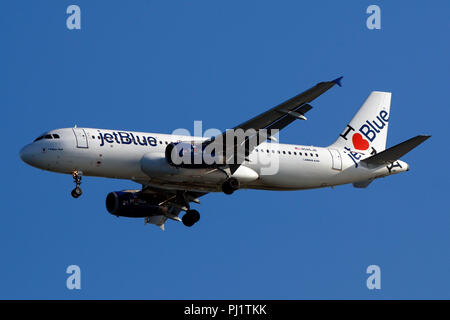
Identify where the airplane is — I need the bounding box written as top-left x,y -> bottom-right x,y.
19,77 -> 430,230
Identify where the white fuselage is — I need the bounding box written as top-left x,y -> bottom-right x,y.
20,127 -> 408,193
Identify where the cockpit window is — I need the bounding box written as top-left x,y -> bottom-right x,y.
34,133 -> 60,142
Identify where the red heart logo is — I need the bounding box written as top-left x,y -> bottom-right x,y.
352,133 -> 369,150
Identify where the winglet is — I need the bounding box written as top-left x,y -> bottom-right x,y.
332,76 -> 343,87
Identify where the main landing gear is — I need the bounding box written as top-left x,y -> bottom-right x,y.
181,177 -> 240,228
222,177 -> 240,195
71,170 -> 83,198
175,190 -> 201,227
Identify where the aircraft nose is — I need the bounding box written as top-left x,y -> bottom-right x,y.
20,144 -> 34,165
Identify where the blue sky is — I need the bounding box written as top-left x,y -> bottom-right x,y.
1,0 -> 449,299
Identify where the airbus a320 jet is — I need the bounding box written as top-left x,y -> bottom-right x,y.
20,77 -> 430,230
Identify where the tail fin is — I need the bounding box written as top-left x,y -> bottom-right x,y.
330,91 -> 391,154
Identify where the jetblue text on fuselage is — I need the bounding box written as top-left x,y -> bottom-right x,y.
98,131 -> 157,147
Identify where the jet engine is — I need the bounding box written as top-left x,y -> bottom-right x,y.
105,191 -> 169,218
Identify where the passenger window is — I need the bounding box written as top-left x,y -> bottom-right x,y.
282,151 -> 286,154
52,134 -> 60,139
272,150 -> 275,153
288,151 -> 291,155
310,153 -> 313,157
294,152 -> 297,155
266,149 -> 269,153
316,153 -> 319,157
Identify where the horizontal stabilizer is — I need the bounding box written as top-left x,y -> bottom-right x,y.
361,135 -> 431,167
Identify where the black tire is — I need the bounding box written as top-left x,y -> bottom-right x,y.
182,210 -> 200,227
71,189 -> 79,198
222,177 -> 240,195
182,213 -> 195,227
71,187 -> 82,198
75,187 -> 82,196
188,209 -> 200,223
222,184 -> 234,195
227,177 -> 240,189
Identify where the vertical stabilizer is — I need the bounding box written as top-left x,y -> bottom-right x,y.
330,91 -> 391,154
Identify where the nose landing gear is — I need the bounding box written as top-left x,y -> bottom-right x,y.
71,170 -> 83,198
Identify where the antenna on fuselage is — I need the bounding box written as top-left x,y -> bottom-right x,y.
74,124 -> 77,128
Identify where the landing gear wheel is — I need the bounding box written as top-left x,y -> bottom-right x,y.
71,187 -> 82,198
182,209 -> 200,227
222,177 -> 240,195
71,170 -> 83,198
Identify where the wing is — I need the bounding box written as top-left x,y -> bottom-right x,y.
203,77 -> 343,172
231,76 -> 343,132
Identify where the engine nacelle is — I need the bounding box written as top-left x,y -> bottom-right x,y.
106,191 -> 169,218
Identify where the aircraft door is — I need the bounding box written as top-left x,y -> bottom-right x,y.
328,148 -> 342,170
72,128 -> 88,148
